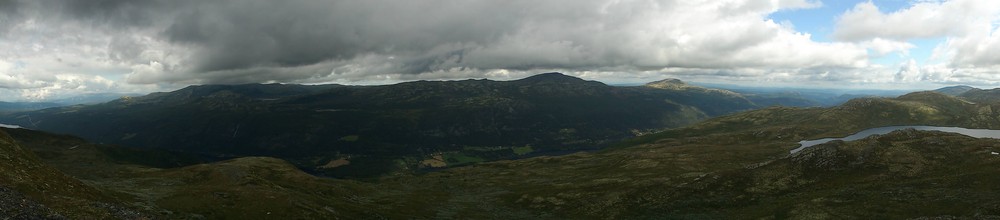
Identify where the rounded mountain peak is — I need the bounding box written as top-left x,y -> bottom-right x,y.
515,72 -> 587,84
645,78 -> 690,89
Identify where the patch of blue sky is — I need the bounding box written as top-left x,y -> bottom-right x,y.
768,1 -> 858,42
868,38 -> 942,66
907,38 -> 946,63
770,0 -> 944,66
768,0 -> 916,42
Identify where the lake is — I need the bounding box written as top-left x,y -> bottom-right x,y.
790,126 -> 1000,154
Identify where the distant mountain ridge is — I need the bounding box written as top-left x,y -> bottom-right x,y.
51,92 -> 145,105
11,77 -> 988,179
0,93 -> 145,113
644,78 -> 691,89
0,101 -> 61,112
0,73 -> 782,177
515,72 -> 594,84
933,85 -> 976,96
956,87 -> 1000,103
641,78 -> 757,115
921,85 -> 1000,104
626,89 -> 1000,148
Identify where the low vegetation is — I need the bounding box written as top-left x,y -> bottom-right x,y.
6,89 -> 1000,218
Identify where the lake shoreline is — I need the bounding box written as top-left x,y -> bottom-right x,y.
791,126 -> 1000,154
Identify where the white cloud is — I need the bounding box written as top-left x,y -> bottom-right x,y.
834,0 -> 1000,41
8,0 -> 1000,101
827,0 -> 1000,88
0,60 -> 48,89
0,1 -> 179,101
777,0 -> 823,10
938,25 -> 1000,68
895,59 -> 925,82
105,0 -> 873,88
866,38 -> 915,56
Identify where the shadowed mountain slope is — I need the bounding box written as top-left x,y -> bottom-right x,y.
0,73 -> 763,177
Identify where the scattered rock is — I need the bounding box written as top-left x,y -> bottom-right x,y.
0,186 -> 65,220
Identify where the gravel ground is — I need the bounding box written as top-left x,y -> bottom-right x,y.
0,186 -> 65,220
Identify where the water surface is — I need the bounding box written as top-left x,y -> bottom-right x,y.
790,126 -> 1000,154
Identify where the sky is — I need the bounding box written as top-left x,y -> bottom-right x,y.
1,0 -> 1000,101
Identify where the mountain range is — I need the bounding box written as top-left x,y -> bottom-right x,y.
0,101 -> 62,113
0,73 -> 790,177
3,80 -> 1000,218
0,93 -> 139,113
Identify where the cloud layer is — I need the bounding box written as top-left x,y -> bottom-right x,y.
834,0 -> 1000,41
109,0 -> 858,84
1,0 -> 1000,100
833,0 -> 1000,86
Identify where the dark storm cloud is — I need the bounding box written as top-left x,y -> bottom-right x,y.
44,0 -> 539,74
0,0 -> 22,36
6,0 -> 865,85
49,0 -> 187,27
157,0 -> 549,73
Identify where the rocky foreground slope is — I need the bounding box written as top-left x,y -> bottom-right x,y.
0,130 -> 145,219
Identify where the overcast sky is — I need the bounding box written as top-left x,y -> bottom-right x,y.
1,0 -> 999,101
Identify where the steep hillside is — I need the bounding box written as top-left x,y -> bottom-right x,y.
0,73 -> 758,177
0,130 -> 144,219
2,127 -> 208,180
